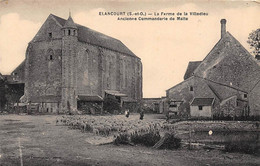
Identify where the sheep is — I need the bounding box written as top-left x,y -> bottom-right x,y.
92,127 -> 99,135
57,114 -> 175,141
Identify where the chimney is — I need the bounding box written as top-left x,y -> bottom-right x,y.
220,19 -> 226,38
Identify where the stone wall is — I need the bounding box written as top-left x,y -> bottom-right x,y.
76,42 -> 142,100
25,14 -> 63,105
25,40 -> 62,102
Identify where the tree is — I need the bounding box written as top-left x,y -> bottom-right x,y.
247,29 -> 260,59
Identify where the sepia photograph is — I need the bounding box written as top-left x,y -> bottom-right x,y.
0,0 -> 259,165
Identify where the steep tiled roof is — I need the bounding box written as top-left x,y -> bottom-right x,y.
190,98 -> 214,106
193,32 -> 260,92
51,14 -> 137,57
77,95 -> 103,102
184,61 -> 202,80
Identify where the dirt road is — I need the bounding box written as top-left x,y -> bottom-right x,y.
0,115 -> 259,166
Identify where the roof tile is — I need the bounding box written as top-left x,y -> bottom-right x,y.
190,98 -> 214,106
51,14 -> 137,57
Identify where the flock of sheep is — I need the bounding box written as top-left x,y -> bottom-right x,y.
56,115 -> 177,140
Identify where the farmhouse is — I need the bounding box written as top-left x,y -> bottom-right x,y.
8,14 -> 142,114
165,19 -> 260,119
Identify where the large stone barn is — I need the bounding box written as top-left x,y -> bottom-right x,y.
165,19 -> 260,119
13,14 -> 142,113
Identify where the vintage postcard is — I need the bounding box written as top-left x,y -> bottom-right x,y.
0,0 -> 259,166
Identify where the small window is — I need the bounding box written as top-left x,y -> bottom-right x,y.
244,94 -> 247,99
48,32 -> 52,38
198,106 -> 203,110
68,30 -> 71,36
64,30 -> 65,35
50,55 -> 53,60
169,104 -> 177,108
73,30 -> 76,35
190,86 -> 193,91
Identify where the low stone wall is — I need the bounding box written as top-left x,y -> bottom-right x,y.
174,121 -> 260,132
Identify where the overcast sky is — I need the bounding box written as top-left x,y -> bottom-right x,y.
0,0 -> 259,98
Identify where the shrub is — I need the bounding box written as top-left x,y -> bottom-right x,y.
131,131 -> 161,147
224,141 -> 259,155
114,134 -> 129,145
163,135 -> 181,149
158,133 -> 181,150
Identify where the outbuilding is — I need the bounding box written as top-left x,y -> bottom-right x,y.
190,98 -> 215,118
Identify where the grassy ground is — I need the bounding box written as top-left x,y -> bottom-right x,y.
0,114 -> 259,166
